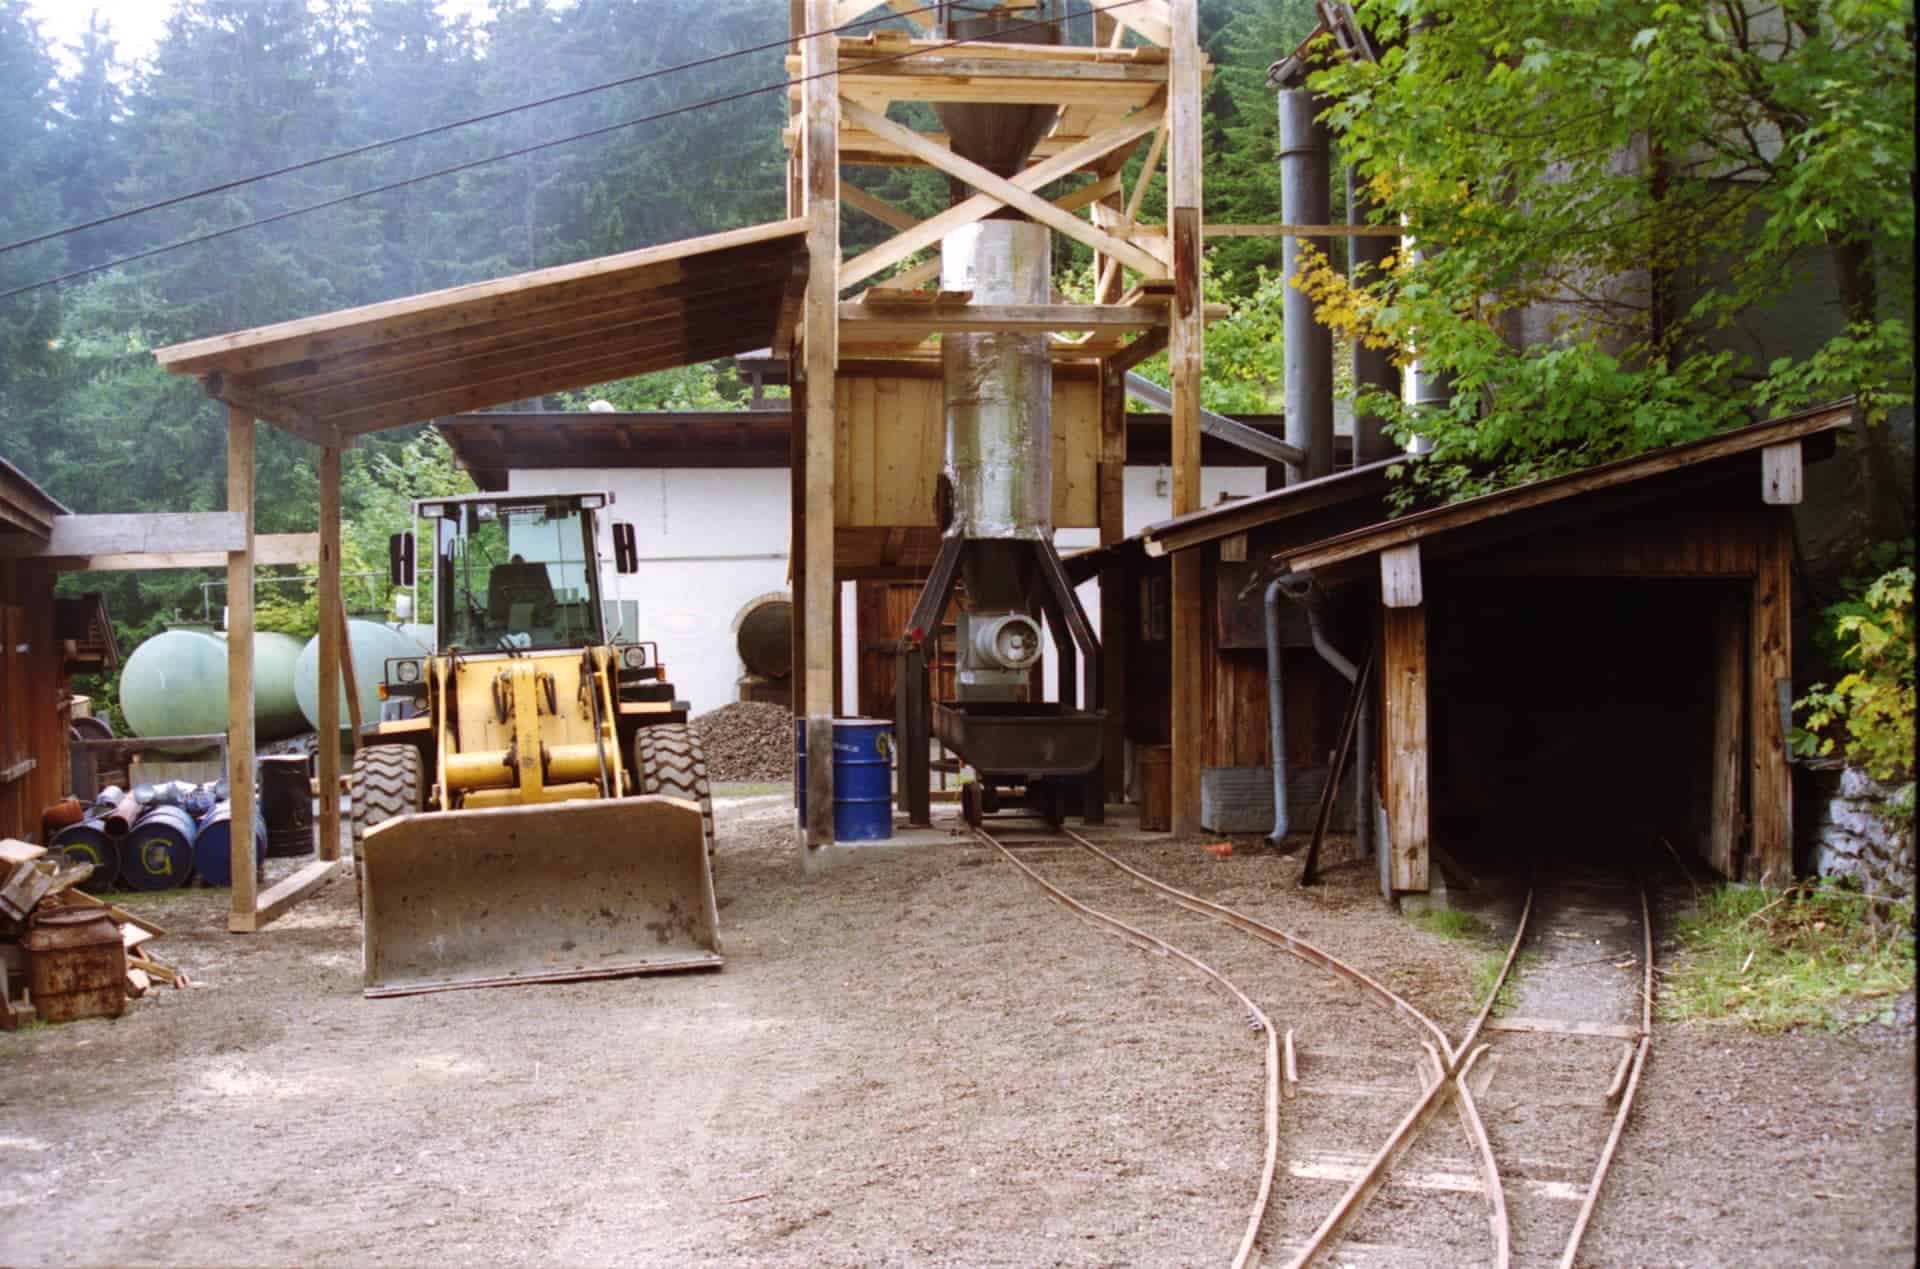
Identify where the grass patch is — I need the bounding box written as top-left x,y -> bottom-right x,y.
1473,949 -> 1530,1015
1408,908 -> 1491,941
711,781 -> 790,799
1660,882 -> 1915,1032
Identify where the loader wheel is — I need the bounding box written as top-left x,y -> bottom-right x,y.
351,744 -> 423,907
632,724 -> 716,856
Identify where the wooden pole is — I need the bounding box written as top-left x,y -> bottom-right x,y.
802,0 -> 840,858
1748,512 -> 1793,887
1167,0 -> 1205,836
315,445 -> 342,863
225,408 -> 258,930
1382,602 -> 1430,894
1708,588 -> 1745,879
336,596 -> 362,746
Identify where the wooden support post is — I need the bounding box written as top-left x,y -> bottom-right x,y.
802,0 -> 839,857
1099,361 -> 1129,800
1379,542 -> 1423,608
1382,602 -> 1429,894
1748,512 -> 1793,887
225,408 -> 259,930
1167,0 -> 1205,836
1761,441 -> 1803,505
1708,588 -> 1745,879
316,445 -> 342,863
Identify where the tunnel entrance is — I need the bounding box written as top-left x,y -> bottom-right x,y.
1426,576 -> 1737,876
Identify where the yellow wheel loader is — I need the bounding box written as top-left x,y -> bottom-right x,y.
350,491 -> 720,997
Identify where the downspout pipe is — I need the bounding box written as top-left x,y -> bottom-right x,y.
1264,577 -> 1291,844
1273,570 -> 1373,858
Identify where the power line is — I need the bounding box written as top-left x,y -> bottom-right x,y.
0,1 -> 1142,305
0,1 -> 945,259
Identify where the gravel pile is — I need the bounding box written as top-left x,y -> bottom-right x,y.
693,701 -> 794,783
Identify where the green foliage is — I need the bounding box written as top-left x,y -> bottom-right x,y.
559,363 -> 745,412
1792,543 -> 1916,785
1302,0 -> 1916,514
1123,262 -> 1288,413
1661,882 -> 1915,1032
1408,908 -> 1490,941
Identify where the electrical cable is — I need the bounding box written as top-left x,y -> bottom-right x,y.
1,0 -> 1139,303
0,0 -> 950,259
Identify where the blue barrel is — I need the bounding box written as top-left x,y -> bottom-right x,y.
193,801 -> 267,888
120,805 -> 197,891
795,718 -> 894,842
52,819 -> 120,891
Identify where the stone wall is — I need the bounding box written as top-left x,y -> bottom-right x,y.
1813,766 -> 1915,899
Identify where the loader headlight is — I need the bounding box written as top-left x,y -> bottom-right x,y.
620,644 -> 649,670
394,658 -> 423,685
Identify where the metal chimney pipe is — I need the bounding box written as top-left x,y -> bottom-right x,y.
940,220 -> 1054,545
1347,167 -> 1400,465
1279,89 -> 1334,480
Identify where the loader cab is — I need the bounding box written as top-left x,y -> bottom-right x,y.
394,492 -> 637,655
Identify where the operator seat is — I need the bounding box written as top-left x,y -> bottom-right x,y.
488,557 -> 556,632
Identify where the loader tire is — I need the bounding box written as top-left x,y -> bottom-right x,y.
351,743 -> 423,885
632,724 -> 716,856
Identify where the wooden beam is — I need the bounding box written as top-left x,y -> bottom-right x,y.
841,100 -> 1166,282
316,446 -> 342,864
1379,542 -> 1422,608
838,110 -> 1160,288
225,408 -> 259,930
840,180 -> 919,231
1748,512 -> 1793,887
236,858 -> 346,933
1167,0 -> 1205,837
1383,603 -> 1429,893
1708,589 -> 1745,879
1099,361 -> 1129,800
0,512 -> 244,559
45,532 -> 321,573
838,301 -> 1160,339
1133,222 -> 1404,238
803,0 -> 839,855
1761,440 -> 1802,504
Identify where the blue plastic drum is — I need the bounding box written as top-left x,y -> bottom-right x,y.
795,718 -> 894,842
52,818 -> 120,891
120,805 -> 197,891
193,801 -> 267,888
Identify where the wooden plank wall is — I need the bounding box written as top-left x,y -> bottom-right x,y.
834,373 -> 1101,529
0,557 -> 71,842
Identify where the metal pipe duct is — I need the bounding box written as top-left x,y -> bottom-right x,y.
1279,89 -> 1334,481
941,220 -> 1054,545
933,1 -> 1062,184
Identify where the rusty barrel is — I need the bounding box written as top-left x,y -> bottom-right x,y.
23,907 -> 127,1022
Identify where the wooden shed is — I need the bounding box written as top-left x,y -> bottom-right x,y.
0,459 -> 87,842
1131,400 -> 1853,896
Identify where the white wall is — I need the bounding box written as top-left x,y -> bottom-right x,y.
508,468 -> 791,719
506,461 -> 1270,719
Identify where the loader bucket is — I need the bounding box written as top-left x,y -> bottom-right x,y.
360,796 -> 721,998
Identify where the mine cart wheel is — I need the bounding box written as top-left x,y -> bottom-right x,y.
350,744 -> 423,911
1040,781 -> 1066,831
633,724 -> 717,856
961,780 -> 984,828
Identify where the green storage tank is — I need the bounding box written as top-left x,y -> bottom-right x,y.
120,628 -> 309,744
295,620 -> 430,735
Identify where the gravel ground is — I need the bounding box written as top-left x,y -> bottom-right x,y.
693,702 -> 793,783
0,802 -> 1910,1267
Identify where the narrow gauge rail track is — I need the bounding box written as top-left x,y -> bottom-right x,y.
972,825 -> 1655,1269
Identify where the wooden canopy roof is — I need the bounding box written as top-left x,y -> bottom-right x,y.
152,219 -> 810,448
0,455 -> 71,539
1141,400 -> 1855,574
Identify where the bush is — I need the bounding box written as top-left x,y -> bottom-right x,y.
1793,543 -> 1915,792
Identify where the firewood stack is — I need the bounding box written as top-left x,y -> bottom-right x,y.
0,838 -> 188,1031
